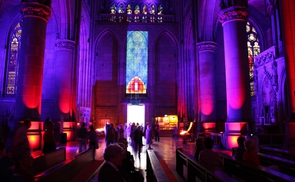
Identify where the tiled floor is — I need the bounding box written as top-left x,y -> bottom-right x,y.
32,137 -> 198,182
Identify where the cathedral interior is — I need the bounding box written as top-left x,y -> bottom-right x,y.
0,0 -> 295,150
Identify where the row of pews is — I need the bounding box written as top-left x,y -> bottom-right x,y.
30,148 -> 103,182
176,147 -> 295,182
33,147 -> 171,182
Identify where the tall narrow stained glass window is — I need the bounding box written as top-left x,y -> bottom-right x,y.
6,21 -> 22,95
126,31 -> 148,94
246,22 -> 260,96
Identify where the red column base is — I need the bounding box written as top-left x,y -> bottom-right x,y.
221,122 -> 248,150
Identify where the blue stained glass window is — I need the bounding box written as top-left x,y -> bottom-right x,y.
126,31 -> 148,94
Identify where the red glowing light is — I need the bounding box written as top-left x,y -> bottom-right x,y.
63,130 -> 73,141
203,122 -> 215,129
201,95 -> 214,115
225,122 -> 247,131
227,88 -> 246,110
28,135 -> 40,150
29,122 -> 43,130
59,88 -> 70,113
180,122 -> 193,135
226,135 -> 239,149
63,122 -> 76,128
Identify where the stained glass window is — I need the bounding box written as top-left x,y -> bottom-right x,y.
246,22 -> 260,96
108,3 -> 165,23
6,21 -> 22,95
126,31 -> 148,94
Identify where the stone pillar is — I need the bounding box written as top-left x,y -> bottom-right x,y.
53,39 -> 76,122
219,6 -> 252,149
196,41 -> 217,133
14,2 -> 51,121
281,0 -> 295,146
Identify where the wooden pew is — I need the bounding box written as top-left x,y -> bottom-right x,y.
258,153 -> 295,177
219,152 -> 295,182
37,148 -> 103,182
176,148 -> 237,182
146,149 -> 170,182
29,147 -> 66,176
260,146 -> 295,161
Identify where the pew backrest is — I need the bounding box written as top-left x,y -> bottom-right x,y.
146,149 -> 170,182
176,148 -> 237,182
37,148 -> 102,182
219,152 -> 295,182
29,147 -> 66,175
260,146 -> 295,161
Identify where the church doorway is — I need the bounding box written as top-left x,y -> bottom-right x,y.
127,104 -> 145,127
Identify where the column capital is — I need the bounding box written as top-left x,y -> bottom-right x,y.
196,41 -> 217,52
55,39 -> 76,50
219,6 -> 248,25
21,2 -> 51,22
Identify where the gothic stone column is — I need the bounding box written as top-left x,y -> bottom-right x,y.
53,39 -> 76,122
197,41 -> 217,133
219,6 -> 252,149
14,2 -> 51,121
281,0 -> 295,146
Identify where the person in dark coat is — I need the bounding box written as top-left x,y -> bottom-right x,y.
132,126 -> 143,159
43,120 -> 56,154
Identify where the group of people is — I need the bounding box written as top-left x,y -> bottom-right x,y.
104,122 -> 158,159
128,122 -> 156,158
77,122 -> 98,152
97,137 -> 144,182
193,135 -> 278,172
104,123 -> 124,146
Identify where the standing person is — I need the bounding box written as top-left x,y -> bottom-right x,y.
43,120 -> 56,154
104,123 -> 110,144
171,125 -> 179,149
117,123 -> 124,139
145,124 -> 152,149
10,146 -> 35,182
133,126 -> 143,159
154,121 -> 160,142
106,124 -> 115,146
44,117 -> 51,128
11,118 -> 31,153
88,125 -> 98,149
126,123 -> 132,142
98,144 -> 125,182
77,122 -> 87,152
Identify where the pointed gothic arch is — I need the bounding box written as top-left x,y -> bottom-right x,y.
4,20 -> 23,96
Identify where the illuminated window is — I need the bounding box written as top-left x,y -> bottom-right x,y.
110,4 -> 117,22
126,31 -> 148,94
142,4 -> 148,23
108,3 -> 165,23
6,21 -> 22,95
134,5 -> 140,22
157,5 -> 163,23
246,22 -> 260,96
